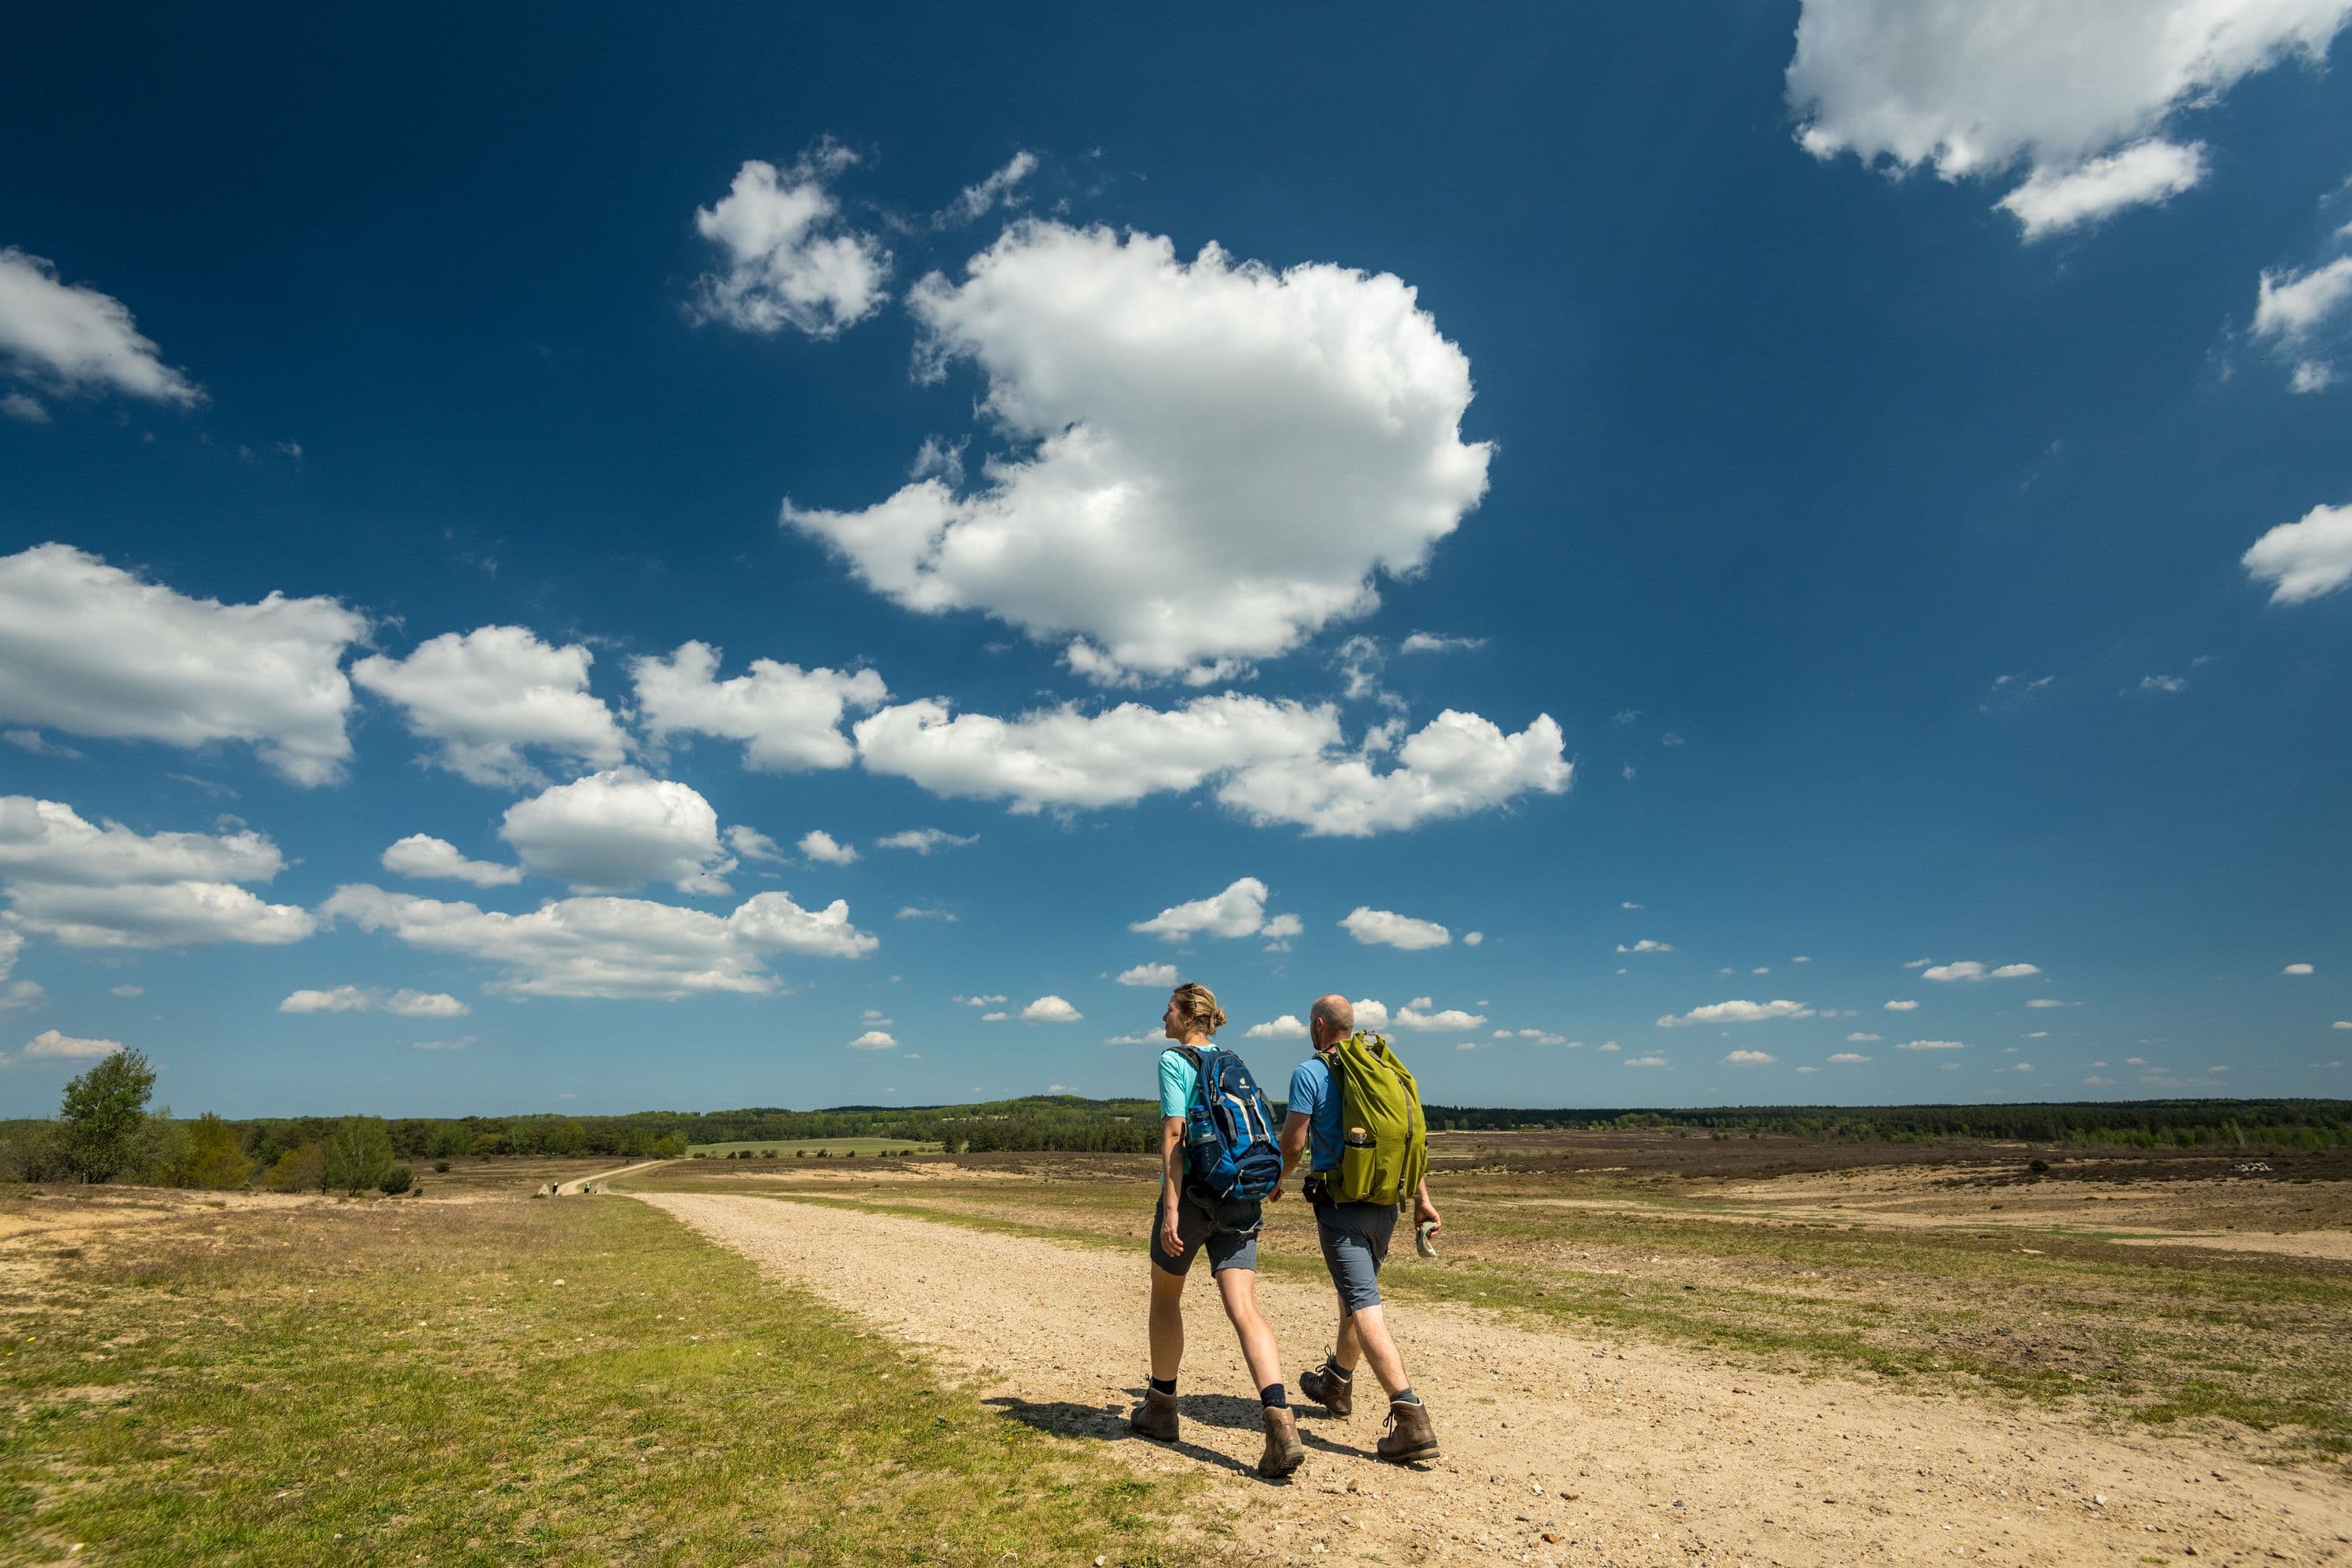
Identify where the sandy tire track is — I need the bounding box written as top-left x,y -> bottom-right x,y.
640,1192 -> 2350,1566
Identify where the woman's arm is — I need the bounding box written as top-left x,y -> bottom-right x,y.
1158,1114 -> 1185,1256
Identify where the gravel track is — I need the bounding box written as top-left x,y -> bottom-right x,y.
640,1191 -> 2350,1566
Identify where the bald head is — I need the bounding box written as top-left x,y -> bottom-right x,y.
1308,993 -> 1353,1047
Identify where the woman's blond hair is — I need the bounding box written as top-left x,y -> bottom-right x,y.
1169,982 -> 1226,1037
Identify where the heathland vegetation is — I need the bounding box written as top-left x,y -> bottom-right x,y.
5,1067 -> 2347,1192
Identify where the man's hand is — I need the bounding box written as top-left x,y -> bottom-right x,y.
1413,1192 -> 1442,1234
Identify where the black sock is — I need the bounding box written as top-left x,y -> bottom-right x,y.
1391,1387 -> 1421,1405
1149,1375 -> 1175,1396
1260,1382 -> 1289,1410
1324,1359 -> 1353,1381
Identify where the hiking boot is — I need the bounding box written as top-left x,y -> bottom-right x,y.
1128,1387 -> 1178,1443
1258,1406 -> 1305,1478
1376,1398 -> 1439,1465
1298,1356 -> 1354,1419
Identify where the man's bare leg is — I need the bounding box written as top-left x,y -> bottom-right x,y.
1331,1304 -> 1409,1396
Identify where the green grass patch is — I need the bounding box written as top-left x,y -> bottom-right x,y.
0,1192 -> 1217,1566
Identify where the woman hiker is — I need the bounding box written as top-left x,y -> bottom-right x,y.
1127,981 -> 1305,1477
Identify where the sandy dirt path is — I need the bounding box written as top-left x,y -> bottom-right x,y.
640,1192 -> 2350,1566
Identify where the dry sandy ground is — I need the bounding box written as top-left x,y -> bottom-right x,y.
640,1192 -> 2350,1567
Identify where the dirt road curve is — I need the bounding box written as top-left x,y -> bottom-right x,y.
640,1193 -> 2350,1566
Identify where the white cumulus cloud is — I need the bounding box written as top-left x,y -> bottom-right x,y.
725,826 -> 786,863
354,626 -> 629,788
20,1027 -> 122,1060
853,694 -> 1565,834
848,1029 -> 897,1050
1021,995 -> 1082,1023
0,544 -> 363,786
1656,998 -> 1815,1028
1131,877 -> 1287,942
1885,999 -> 1921,1011
0,796 -> 311,949
499,769 -> 736,895
1353,999 -> 1392,1033
1617,938 -> 1674,953
2252,256 -> 2352,390
2285,962 -> 2316,975
1394,999 -> 1487,1032
0,247 -> 201,406
1922,960 -> 2041,982
1787,0 -> 2352,235
1339,906 -> 1450,950
1624,1054 -> 1668,1069
1247,1014 -> 1308,1039
1723,1049 -> 1777,1065
875,826 -> 978,855
1829,1052 -> 1871,1063
321,882 -> 875,1000
2244,503 -> 2352,605
797,829 -> 858,866
380,834 -> 522,887
280,985 -> 469,1018
1896,1039 -> 1967,1051
784,221 -> 1492,683
689,145 -> 890,338
1116,963 -> 1179,988
633,641 -> 886,772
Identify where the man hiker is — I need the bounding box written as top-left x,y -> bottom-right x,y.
1129,981 -> 1305,1478
1279,993 -> 1443,1463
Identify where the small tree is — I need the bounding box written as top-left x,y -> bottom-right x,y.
379,1164 -> 415,1196
264,1142 -> 325,1192
57,1048 -> 156,1183
323,1116 -> 396,1194
183,1113 -> 253,1190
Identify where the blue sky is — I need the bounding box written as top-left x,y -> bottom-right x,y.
3,2 -> 2350,1117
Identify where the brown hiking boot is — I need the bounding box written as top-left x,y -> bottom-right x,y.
1128,1386 -> 1178,1443
1376,1397 -> 1439,1464
1258,1406 -> 1305,1477
1298,1356 -> 1354,1419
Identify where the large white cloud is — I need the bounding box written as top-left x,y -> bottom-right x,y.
0,248 -> 201,408
1787,0 -> 2352,234
1247,1014 -> 1308,1039
1656,998 -> 1817,1028
784,222 -> 1492,683
320,882 -> 875,1000
1394,997 -> 1487,1031
1339,907 -> 1452,950
1218,710 -> 1571,837
2244,502 -> 2352,604
0,796 -> 312,949
853,695 -> 1567,835
633,641 -> 887,772
20,1028 -> 122,1060
0,544 -> 364,785
1116,962 -> 1179,988
1021,995 -> 1083,1022
280,985 -> 468,1018
380,834 -> 522,887
353,626 -> 630,787
1131,877 -> 1284,942
688,146 -> 891,338
498,769 -> 735,895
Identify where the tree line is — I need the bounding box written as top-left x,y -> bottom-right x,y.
7,1070 -> 2346,1191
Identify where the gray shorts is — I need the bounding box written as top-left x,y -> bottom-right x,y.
1149,1189 -> 1262,1276
1314,1196 -> 1398,1312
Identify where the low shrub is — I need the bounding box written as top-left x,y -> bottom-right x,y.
379,1164 -> 415,1196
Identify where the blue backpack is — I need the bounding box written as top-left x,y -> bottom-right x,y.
1171,1045 -> 1284,1203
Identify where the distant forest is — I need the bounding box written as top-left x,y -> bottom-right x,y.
202,1093 -> 2352,1160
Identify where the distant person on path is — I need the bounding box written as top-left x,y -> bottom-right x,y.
1280,993 -> 1443,1463
1130,981 -> 1305,1478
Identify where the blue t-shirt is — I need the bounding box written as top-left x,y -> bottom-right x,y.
1158,1045 -> 1221,1119
1286,1053 -> 1344,1171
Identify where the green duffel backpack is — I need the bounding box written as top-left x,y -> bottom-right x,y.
1327,1031 -> 1428,1207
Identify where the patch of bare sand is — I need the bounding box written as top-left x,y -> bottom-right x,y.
641,1192 -> 2351,1567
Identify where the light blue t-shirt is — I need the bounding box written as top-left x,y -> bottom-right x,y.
1286,1053 -> 1344,1172
1157,1045 -> 1221,1119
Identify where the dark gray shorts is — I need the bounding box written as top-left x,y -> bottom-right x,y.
1315,1197 -> 1398,1312
1150,1189 -> 1262,1276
